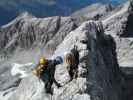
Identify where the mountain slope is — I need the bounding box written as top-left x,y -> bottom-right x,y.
0,12 -> 77,58
0,20 -> 125,100
71,3 -> 114,25
102,1 -> 133,67
0,1 -> 133,100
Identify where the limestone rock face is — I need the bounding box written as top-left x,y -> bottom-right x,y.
0,12 -> 77,54
72,3 -> 114,25
102,1 -> 133,67
1,1 -> 133,100
0,12 -> 77,100
102,1 -> 133,99
53,21 -> 124,100
3,21 -> 124,100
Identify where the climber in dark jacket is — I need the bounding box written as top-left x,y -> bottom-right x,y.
32,56 -> 63,94
64,45 -> 79,81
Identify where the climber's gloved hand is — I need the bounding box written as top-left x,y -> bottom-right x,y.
32,65 -> 44,76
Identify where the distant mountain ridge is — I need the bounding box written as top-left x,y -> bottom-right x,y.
0,0 -> 126,26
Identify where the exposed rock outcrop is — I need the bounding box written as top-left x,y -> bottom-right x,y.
53,21 -> 124,100
1,1 -> 133,100
102,1 -> 133,66
0,13 -> 77,100
71,3 -> 114,25
3,21 -> 125,100
102,1 -> 133,99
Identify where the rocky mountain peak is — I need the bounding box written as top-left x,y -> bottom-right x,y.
0,1 -> 133,100
0,14 -> 77,57
2,12 -> 34,29
17,12 -> 34,19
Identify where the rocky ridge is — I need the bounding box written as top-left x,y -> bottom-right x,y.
1,21 -> 124,100
102,1 -> 133,67
71,3 -> 114,25
0,12 -> 77,57
0,1 -> 133,100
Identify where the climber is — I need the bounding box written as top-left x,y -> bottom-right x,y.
64,45 -> 79,81
32,56 -> 63,94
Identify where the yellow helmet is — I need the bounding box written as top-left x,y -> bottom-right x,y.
39,57 -> 46,65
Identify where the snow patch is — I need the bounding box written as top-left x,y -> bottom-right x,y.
11,63 -> 33,78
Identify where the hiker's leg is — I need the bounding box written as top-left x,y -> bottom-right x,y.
45,78 -> 53,94
69,69 -> 73,81
50,68 -> 61,88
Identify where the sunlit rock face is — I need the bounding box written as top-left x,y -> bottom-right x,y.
0,13 -> 77,56
0,20 -> 125,100
0,1 -> 133,100
102,1 -> 133,67
52,21 -> 124,100
0,12 -> 77,100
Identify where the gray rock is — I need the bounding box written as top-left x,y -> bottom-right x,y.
102,1 -> 133,99
5,21 -> 124,100
0,12 -> 77,100
0,12 -> 77,55
71,3 -> 114,25
1,1 -> 133,100
102,1 -> 133,67
72,94 -> 90,100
